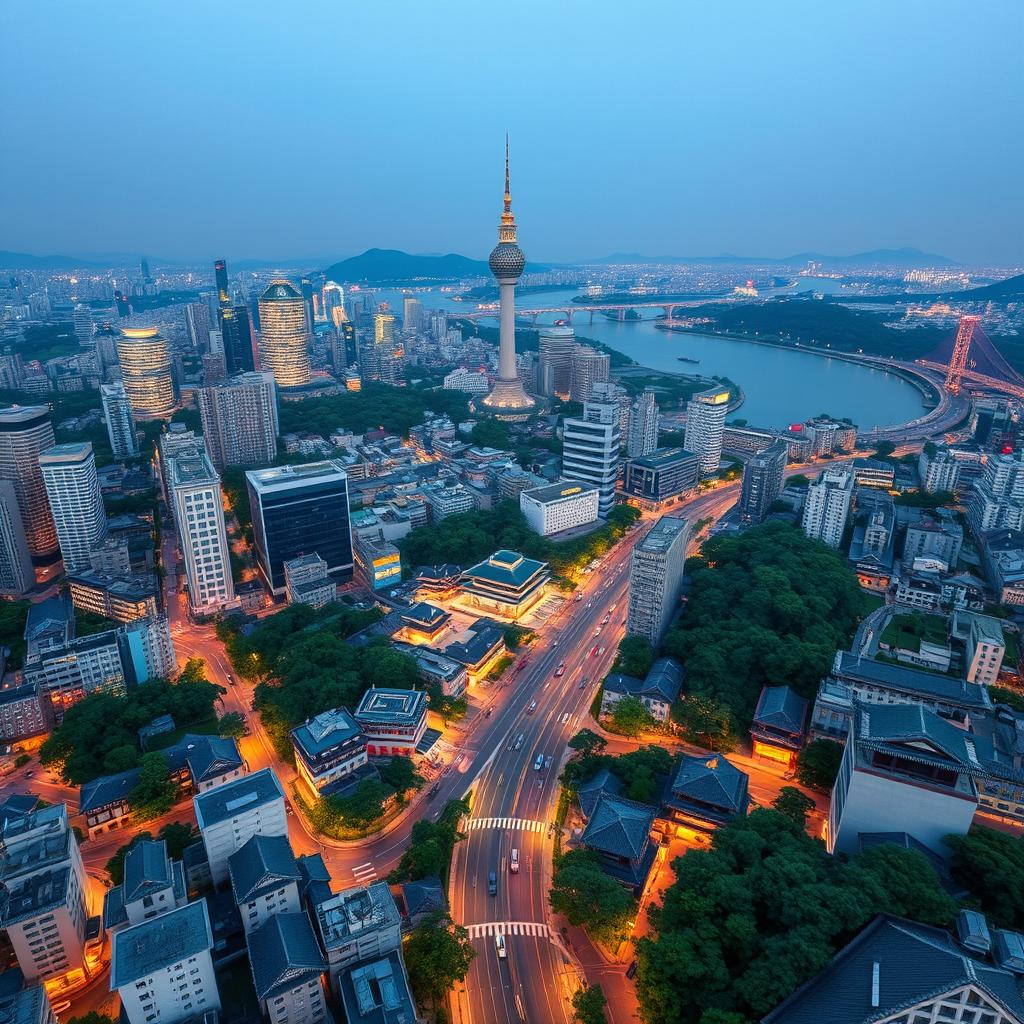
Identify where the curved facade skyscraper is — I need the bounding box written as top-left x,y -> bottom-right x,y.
0,404 -> 58,563
478,141 -> 536,421
116,327 -> 177,418
258,279 -> 311,389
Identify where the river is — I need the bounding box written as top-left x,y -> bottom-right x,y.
370,279 -> 925,431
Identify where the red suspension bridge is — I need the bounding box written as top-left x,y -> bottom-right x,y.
917,315 -> 1024,399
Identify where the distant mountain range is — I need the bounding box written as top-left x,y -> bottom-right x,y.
0,250 -> 112,270
587,247 -> 960,268
320,248 -> 491,284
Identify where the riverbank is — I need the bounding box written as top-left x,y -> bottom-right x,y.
613,363 -> 745,414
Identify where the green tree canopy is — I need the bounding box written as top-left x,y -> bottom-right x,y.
130,753 -> 176,821
771,786 -> 816,827
217,712 -> 246,738
795,739 -> 844,791
404,911 -> 477,1008
609,695 -> 656,738
550,850 -> 635,944
572,985 -> 608,1024
945,826 -> 1024,929
613,636 -> 655,679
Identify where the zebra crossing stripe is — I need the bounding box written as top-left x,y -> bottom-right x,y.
465,921 -> 551,940
351,862 -> 377,880
467,817 -> 546,833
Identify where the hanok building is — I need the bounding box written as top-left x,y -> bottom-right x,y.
459,549 -> 550,621
80,766 -> 142,837
439,617 -> 507,686
246,912 -> 328,1024
102,839 -> 187,935
398,602 -> 450,644
290,708 -> 372,801
750,685 -> 809,768
600,657 -> 684,724
663,754 -> 751,836
228,834 -> 302,935
412,563 -> 462,602
392,642 -> 468,699
353,688 -> 428,757
579,791 -> 657,896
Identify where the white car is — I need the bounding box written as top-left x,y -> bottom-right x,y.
495,933 -> 507,959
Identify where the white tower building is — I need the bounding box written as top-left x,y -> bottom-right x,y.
39,442 -> 107,574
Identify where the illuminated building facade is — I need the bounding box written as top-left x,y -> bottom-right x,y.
0,404 -> 58,562
519,480 -> 600,536
39,442 -> 107,575
258,280 -> 311,389
683,385 -> 729,475
116,328 -> 177,418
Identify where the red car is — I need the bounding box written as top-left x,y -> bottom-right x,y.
590,645 -> 600,658
554,663 -> 566,677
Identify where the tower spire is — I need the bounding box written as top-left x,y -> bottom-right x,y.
499,135 -> 517,242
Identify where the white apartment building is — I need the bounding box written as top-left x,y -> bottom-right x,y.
193,768 -> 287,886
520,480 -> 600,536
102,839 -> 187,934
111,900 -> 220,1024
0,803 -> 91,985
442,368 -> 489,395
917,447 -> 961,494
627,515 -> 690,645
166,444 -> 236,615
426,484 -> 474,521
569,346 -> 610,403
196,371 -> 278,471
228,833 -> 302,936
39,442 -> 107,574
683,386 -> 729,475
801,465 -> 854,548
626,389 -> 659,458
100,382 -> 139,460
562,391 -> 622,517
953,611 -> 1007,686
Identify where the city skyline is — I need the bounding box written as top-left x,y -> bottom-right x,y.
2,2 -> 1022,264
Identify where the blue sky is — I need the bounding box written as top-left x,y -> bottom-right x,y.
1,1 -> 1021,265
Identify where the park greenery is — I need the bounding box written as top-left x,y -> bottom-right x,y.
612,636 -> 655,679
399,498 -> 640,578
946,826 -> 1024,930
662,521 -> 870,735
105,822 -> 197,884
607,695 -> 657,737
0,600 -> 29,667
128,753 -> 176,821
795,739 -> 845,791
572,985 -> 608,1024
635,807 -> 958,1024
39,660 -> 219,784
403,910 -> 477,1012
562,741 -> 674,806
549,849 -> 636,946
389,797 -> 471,884
276,381 -> 470,439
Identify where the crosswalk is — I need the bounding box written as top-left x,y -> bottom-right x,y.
466,816 -> 546,833
351,861 -> 378,883
466,921 -> 551,940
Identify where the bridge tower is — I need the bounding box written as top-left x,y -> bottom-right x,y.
945,314 -> 981,394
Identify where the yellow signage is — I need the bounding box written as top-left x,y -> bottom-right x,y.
709,390 -> 730,405
559,486 -> 583,497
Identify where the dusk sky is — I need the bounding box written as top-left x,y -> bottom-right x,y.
2,1 -> 1021,265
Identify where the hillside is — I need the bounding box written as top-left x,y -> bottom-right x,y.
845,270 -> 1024,306
321,248 -> 489,284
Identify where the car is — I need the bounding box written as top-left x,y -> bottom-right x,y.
488,871 -> 497,895
544,756 -> 552,770
590,646 -> 599,657
602,615 -> 610,625
593,627 -> 601,636
427,783 -> 441,800
560,712 -> 570,725
510,848 -> 519,873
527,701 -> 538,715
610,603 -> 617,612
599,646 -> 605,655
626,960 -> 638,979
578,675 -> 588,690
554,663 -> 566,677
574,593 -> 583,603
514,733 -> 525,750
25,770 -> 33,777
495,933 -> 507,958
534,754 -> 545,771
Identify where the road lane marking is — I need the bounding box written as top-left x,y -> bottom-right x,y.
465,921 -> 551,939
465,817 -> 546,833
351,862 -> 378,881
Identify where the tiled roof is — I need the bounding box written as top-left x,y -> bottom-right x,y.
246,912 -> 327,1002
854,703 -> 983,774
123,840 -> 172,903
671,754 -> 750,815
228,834 -> 301,904
462,550 -> 548,588
291,708 -> 362,759
761,914 -> 1024,1024
401,877 -> 447,920
110,900 -> 213,989
354,688 -> 427,726
833,651 -> 991,710
577,768 -> 623,820
580,792 -> 655,861
80,767 -> 141,814
753,686 -> 809,735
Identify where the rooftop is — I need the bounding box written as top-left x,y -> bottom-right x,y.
462,549 -> 548,589
636,516 -> 689,555
80,767 -> 142,814
246,912 -> 326,1002
833,651 -> 992,710
521,479 -> 600,504
355,688 -> 427,726
671,754 -> 750,815
315,882 -> 401,950
291,707 -> 363,758
228,834 -> 301,905
123,840 -> 173,903
399,602 -> 450,631
752,685 -> 809,736
338,950 -> 417,1024
111,900 -> 213,989
580,792 -> 656,862
246,461 -> 348,492
0,984 -> 50,1024
193,768 -> 285,830
628,447 -> 697,469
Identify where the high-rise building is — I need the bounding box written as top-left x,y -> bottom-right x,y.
39,442 -> 107,574
100,382 -> 138,460
622,448 -> 699,506
184,302 -> 212,350
214,258 -> 231,307
538,325 -> 576,397
478,141 -> 536,420
374,305 -> 396,347
166,444 -> 236,614
918,447 -> 961,494
116,327 -> 177,418
219,304 -> 256,375
300,276 -> 316,338
683,385 -> 730,475
246,461 -> 354,596
801,465 -> 854,548
569,346 -> 610,403
196,371 -> 278,471
626,388 -> 659,458
402,295 -> 423,334
72,303 -> 93,344
562,394 -> 622,516
627,515 -> 690,645
322,281 -> 344,324
0,803 -> 92,985
0,405 -> 58,563
140,257 -> 152,284
258,280 -> 310,389
0,480 -> 34,596
738,440 -> 788,523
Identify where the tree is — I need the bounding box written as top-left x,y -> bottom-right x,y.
129,753 -> 176,821
217,712 -> 246,738
389,798 -> 469,883
68,1013 -> 117,1024
873,440 -> 896,459
795,739 -> 844,791
771,787 -> 816,827
672,695 -> 737,751
609,695 -> 656,738
404,911 -> 476,1008
567,729 -> 607,757
470,418 -> 510,450
945,826 -> 1024,929
613,637 -> 655,679
378,756 -> 423,796
327,779 -> 393,829
614,745 -> 674,803
549,850 -> 635,943
572,985 -> 608,1024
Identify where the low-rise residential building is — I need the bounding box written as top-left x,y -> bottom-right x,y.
425,484 -> 474,521
102,839 -> 187,934
228,834 -> 302,935
163,734 -> 246,795
312,882 -> 403,996
952,611 -> 1007,685
247,912 -> 327,1024
353,688 -> 428,758
981,528 -> 1024,606
110,900 -> 220,1024
459,549 -> 550,621
828,703 -> 980,857
337,953 -> 417,1024
283,553 -> 337,609
0,683 -> 52,744
0,803 -> 91,986
750,685 -> 808,768
902,513 -> 963,571
519,480 -> 600,536
579,792 -> 657,895
290,708 -> 370,801
80,767 -> 140,837
663,754 -> 750,834
194,768 -> 287,886
601,658 -> 684,723
894,569 -> 944,611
